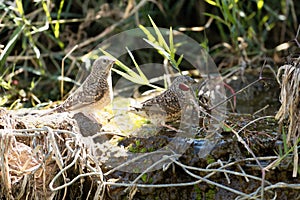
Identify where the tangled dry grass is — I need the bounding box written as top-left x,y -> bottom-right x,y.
275,56 -> 300,177
0,104 -> 300,199
274,27 -> 300,177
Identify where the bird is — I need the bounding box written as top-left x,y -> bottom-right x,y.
40,56 -> 115,118
130,75 -> 197,124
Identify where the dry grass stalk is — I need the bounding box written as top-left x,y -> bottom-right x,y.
0,109 -> 100,199
275,59 -> 300,177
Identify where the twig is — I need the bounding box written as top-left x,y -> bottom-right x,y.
61,45 -> 78,99
76,0 -> 152,50
209,77 -> 264,111
104,150 -> 175,176
124,154 -> 180,192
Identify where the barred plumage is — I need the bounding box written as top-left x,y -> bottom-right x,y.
41,56 -> 115,116
131,75 -> 196,123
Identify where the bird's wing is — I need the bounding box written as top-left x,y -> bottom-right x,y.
141,90 -> 180,114
61,75 -> 108,111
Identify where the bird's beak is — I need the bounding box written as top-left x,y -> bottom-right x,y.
110,60 -> 116,68
106,60 -> 115,72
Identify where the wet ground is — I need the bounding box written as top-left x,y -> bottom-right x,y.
225,69 -> 280,115
104,115 -> 286,200
98,70 -> 298,199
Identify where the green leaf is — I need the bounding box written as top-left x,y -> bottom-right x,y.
148,15 -> 170,53
141,174 -> 148,183
42,0 -> 52,23
176,54 -> 184,67
223,124 -> 233,132
43,30 -> 64,49
100,48 -> 150,86
54,0 -> 65,38
0,78 -> 11,90
257,0 -> 264,10
0,24 -> 25,68
143,39 -> 181,72
112,68 -> 144,85
0,96 -> 8,106
139,24 -> 156,43
99,48 -> 137,76
205,0 -> 218,6
143,39 -> 170,59
204,13 -> 229,26
28,34 -> 41,59
169,27 -> 174,57
15,0 -> 24,16
126,47 -> 149,83
42,0 -> 56,37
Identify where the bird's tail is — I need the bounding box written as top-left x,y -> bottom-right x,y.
39,106 -> 65,117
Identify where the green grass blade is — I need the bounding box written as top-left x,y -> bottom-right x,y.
42,0 -> 55,34
99,48 -> 134,73
257,0 -> 264,10
126,47 -> 148,83
15,0 -> 24,16
143,38 -> 170,58
176,54 -> 184,67
148,15 -> 170,53
205,0 -> 218,7
0,24 -> 25,68
27,33 -> 41,59
54,0 -> 65,38
139,24 -> 156,43
169,27 -> 175,60
100,48 -> 149,85
0,96 -> 8,106
112,68 -> 145,85
143,38 -> 180,72
204,13 -> 229,26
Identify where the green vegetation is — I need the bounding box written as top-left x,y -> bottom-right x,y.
0,0 -> 297,109
1,1 -> 300,199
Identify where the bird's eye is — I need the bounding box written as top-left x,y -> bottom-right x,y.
102,59 -> 108,64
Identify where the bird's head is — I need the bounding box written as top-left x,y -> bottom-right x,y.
170,75 -> 196,91
91,56 -> 115,74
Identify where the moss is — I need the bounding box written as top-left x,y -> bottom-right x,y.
205,186 -> 216,200
193,185 -> 202,200
206,155 -> 216,165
